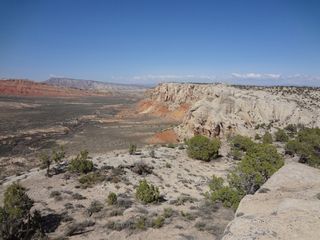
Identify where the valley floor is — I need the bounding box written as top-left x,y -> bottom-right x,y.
0,95 -> 176,179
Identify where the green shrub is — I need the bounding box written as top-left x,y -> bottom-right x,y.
152,216 -> 165,228
207,175 -> 241,210
275,129 -> 289,142
129,144 -> 137,155
208,175 -> 224,192
78,172 -> 104,188
69,150 -> 94,174
208,143 -> 283,211
229,148 -> 243,160
180,211 -> 197,221
262,132 -> 273,144
285,140 -> 299,155
135,216 -> 147,230
231,135 -> 255,152
0,183 -> 42,239
187,135 -> 221,161
39,146 -> 66,177
163,208 -> 173,218
209,186 -> 241,210
135,179 -> 160,204
228,144 -> 284,194
297,128 -> 320,147
40,152 -> 51,176
107,192 -> 118,206
52,146 -> 65,162
285,128 -> 320,168
4,183 -> 33,219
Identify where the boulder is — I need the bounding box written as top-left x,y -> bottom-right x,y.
222,162 -> 320,240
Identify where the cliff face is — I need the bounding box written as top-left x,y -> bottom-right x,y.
144,83 -> 320,138
0,79 -> 109,97
222,162 -> 320,240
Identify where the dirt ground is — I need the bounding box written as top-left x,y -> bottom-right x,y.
0,95 -> 177,179
0,144 -> 235,240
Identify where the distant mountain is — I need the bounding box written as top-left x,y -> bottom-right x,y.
44,77 -> 147,93
0,79 -> 108,97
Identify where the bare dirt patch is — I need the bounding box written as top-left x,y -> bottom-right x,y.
147,129 -> 179,144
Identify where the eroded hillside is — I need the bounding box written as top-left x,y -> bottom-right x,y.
141,83 -> 320,139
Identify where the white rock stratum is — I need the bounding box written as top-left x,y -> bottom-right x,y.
222,161 -> 320,240
146,83 -> 320,139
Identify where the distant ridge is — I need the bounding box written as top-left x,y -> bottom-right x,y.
44,77 -> 148,92
0,79 -> 108,97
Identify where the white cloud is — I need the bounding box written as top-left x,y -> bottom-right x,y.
133,74 -> 217,82
231,72 -> 281,79
49,74 -> 68,78
128,73 -> 320,86
229,73 -> 320,86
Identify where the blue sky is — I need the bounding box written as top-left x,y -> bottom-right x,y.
0,0 -> 319,86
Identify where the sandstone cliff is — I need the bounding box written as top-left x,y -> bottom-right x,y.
222,162 -> 320,240
143,83 -> 320,139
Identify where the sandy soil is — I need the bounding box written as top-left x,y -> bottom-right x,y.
0,143 -> 235,240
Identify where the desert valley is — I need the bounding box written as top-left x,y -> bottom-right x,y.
1,1 -> 319,239
1,78 -> 320,240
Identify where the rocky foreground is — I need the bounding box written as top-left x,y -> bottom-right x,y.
222,161 -> 320,240
1,143 -> 319,240
0,145 -> 235,240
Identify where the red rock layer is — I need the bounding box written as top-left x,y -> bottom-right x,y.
0,79 -> 109,97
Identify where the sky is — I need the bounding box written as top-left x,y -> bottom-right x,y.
0,0 -> 319,86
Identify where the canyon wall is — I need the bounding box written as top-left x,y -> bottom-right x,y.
144,83 -> 320,139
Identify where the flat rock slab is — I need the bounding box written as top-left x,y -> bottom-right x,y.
222,162 -> 320,240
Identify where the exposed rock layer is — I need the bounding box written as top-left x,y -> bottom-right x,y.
144,83 -> 320,138
222,162 -> 320,240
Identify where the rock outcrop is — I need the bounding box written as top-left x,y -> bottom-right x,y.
222,162 -> 320,240
144,83 -> 320,139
